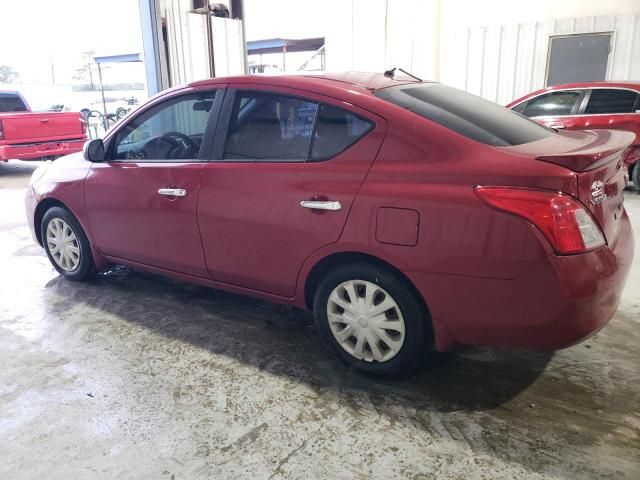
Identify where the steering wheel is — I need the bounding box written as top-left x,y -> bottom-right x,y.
156,131 -> 199,159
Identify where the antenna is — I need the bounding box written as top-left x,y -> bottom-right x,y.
383,67 -> 422,82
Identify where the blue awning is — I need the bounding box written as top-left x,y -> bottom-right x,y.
247,38 -> 324,55
93,53 -> 143,64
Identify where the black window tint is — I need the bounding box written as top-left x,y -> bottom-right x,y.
375,83 -> 553,147
311,104 -> 373,160
0,93 -> 28,112
224,92 -> 317,161
585,89 -> 639,114
113,90 -> 216,161
521,91 -> 581,117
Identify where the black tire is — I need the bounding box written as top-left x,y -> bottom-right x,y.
632,163 -> 640,193
41,206 -> 96,281
313,262 -> 431,376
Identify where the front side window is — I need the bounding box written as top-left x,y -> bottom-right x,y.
518,91 -> 582,118
112,90 -> 216,161
224,92 -> 318,161
585,89 -> 639,114
376,83 -> 553,147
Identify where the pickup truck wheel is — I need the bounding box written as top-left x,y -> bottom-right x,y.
313,263 -> 429,376
41,206 -> 96,281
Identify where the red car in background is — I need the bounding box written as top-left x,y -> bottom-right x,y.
0,90 -> 87,162
24,73 -> 634,375
507,82 -> 640,191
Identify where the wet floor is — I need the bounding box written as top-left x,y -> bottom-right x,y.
1,160 -> 639,479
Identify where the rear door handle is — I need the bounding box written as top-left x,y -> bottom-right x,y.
158,188 -> 187,197
549,124 -> 566,129
300,200 -> 342,211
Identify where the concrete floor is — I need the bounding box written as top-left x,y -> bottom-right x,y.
1,160 -> 639,480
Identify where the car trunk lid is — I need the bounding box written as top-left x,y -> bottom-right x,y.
506,129 -> 634,246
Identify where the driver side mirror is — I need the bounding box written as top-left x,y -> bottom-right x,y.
83,139 -> 105,162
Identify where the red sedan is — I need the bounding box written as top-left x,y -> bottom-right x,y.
507,82 -> 640,191
25,72 -> 635,375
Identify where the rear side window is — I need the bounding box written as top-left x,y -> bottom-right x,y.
585,89 -> 639,114
224,92 -> 318,161
375,83 -> 553,147
311,104 -> 373,160
0,93 -> 28,112
517,91 -> 582,117
223,91 -> 373,161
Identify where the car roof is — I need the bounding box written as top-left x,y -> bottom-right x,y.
544,81 -> 640,90
189,71 -> 422,92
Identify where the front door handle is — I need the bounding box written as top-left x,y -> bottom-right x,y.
158,188 -> 187,197
300,200 -> 342,211
549,124 -> 566,129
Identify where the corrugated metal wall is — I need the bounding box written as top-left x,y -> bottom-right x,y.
161,0 -> 245,86
442,13 -> 640,105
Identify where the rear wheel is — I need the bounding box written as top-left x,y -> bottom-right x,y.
313,262 -> 430,376
41,206 -> 96,281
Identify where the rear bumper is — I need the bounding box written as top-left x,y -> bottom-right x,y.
0,139 -> 85,161
411,212 -> 634,351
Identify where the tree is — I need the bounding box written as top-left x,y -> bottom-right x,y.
73,51 -> 95,89
0,65 -> 20,83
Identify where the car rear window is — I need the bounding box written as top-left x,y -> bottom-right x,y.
0,92 -> 28,112
375,83 -> 554,147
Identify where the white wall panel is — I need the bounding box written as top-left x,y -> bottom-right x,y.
449,13 -> 640,105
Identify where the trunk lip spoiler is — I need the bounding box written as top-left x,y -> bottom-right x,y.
534,129 -> 636,172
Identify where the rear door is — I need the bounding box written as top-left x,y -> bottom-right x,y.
85,87 -> 222,277
513,89 -> 586,130
197,86 -> 387,297
572,88 -> 640,138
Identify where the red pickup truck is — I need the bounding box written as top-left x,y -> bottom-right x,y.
0,90 -> 87,161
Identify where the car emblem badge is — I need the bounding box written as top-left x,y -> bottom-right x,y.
591,180 -> 607,205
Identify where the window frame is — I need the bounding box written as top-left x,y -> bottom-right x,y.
104,86 -> 226,163
210,86 -> 377,163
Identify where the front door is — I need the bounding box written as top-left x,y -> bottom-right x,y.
85,88 -> 221,277
197,87 -> 387,297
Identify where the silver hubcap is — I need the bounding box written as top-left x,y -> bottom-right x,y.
327,280 -> 406,363
46,218 -> 80,272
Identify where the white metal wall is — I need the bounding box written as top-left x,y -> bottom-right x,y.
161,0 -> 246,86
326,1 -> 640,104
442,13 -> 640,104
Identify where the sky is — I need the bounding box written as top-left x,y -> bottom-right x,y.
0,0 -> 144,85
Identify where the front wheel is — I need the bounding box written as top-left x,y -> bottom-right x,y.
41,206 -> 96,281
313,262 -> 430,376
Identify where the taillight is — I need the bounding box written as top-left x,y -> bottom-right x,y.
0,119 -> 4,141
475,187 -> 605,254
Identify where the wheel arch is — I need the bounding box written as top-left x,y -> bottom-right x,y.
34,198 -> 72,246
303,251 -> 432,317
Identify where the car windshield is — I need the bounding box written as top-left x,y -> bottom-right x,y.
375,83 -> 554,147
